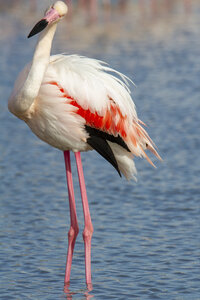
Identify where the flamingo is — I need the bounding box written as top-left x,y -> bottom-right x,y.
8,1 -> 161,287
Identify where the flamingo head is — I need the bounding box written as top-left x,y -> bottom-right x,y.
28,1 -> 68,38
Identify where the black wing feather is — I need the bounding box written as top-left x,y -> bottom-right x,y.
85,125 -> 132,177
86,135 -> 121,177
85,126 -> 130,152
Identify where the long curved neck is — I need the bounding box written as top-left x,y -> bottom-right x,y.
9,23 -> 57,117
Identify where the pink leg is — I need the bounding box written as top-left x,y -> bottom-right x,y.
63,151 -> 79,284
75,152 -> 93,286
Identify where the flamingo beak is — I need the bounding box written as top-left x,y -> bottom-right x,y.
28,7 -> 60,38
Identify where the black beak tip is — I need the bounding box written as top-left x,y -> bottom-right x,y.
27,19 -> 48,38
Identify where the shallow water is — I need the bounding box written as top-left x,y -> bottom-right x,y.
0,2 -> 200,299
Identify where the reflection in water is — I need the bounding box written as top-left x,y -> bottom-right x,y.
0,0 -> 196,48
0,0 -> 194,54
0,0 -> 194,21
64,0 -> 194,27
64,282 -> 94,299
139,0 -> 192,17
56,0 -> 197,55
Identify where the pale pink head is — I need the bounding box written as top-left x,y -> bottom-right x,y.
28,1 -> 68,38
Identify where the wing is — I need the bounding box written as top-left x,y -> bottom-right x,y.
44,55 -> 161,173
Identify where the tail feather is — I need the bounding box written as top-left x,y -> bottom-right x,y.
108,142 -> 137,181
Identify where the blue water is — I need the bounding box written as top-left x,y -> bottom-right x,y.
0,2 -> 200,299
